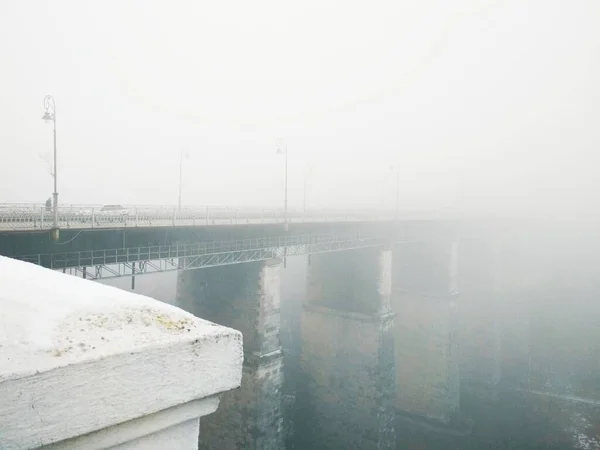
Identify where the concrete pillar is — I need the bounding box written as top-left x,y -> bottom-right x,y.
297,247 -> 395,450
392,239 -> 460,424
458,230 -> 531,395
495,231 -> 532,389
457,237 -> 503,392
176,259 -> 284,450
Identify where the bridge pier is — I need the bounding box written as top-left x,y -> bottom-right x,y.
297,247 -> 396,449
457,237 -> 503,395
458,232 -> 532,398
392,239 -> 460,424
176,259 -> 284,450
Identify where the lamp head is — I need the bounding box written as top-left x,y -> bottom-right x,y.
41,111 -> 54,124
276,137 -> 286,155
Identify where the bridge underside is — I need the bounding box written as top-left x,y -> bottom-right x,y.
0,221 -> 400,260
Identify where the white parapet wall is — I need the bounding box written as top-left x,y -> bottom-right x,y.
0,256 -> 243,450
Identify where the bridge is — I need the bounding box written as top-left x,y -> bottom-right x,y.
0,203 -> 592,448
0,203 -> 404,231
15,234 -> 391,279
0,202 -> 455,281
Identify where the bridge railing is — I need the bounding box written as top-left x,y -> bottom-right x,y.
18,233 -> 380,271
0,204 -> 394,230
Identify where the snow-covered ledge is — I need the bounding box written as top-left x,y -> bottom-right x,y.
0,257 -> 243,450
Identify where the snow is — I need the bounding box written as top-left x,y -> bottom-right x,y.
0,256 -> 235,380
0,256 -> 243,449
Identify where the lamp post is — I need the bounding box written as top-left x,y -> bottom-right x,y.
178,149 -> 189,212
303,164 -> 313,215
42,95 -> 59,240
394,166 -> 400,220
276,138 -> 288,232
276,138 -> 289,269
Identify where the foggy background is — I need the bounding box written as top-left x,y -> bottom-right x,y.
3,2 -> 600,446
1,0 -> 599,217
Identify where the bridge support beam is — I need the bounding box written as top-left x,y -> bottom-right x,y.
176,259 -> 283,450
297,247 -> 395,450
392,239 -> 460,424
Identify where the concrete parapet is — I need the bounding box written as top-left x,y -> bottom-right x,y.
0,256 -> 243,450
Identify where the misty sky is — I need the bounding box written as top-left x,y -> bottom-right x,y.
1,1 -> 599,217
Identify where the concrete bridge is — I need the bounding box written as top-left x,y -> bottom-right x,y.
0,203 -> 412,232
1,209 -> 594,448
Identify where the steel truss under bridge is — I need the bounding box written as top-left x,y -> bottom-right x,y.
17,234 -> 396,280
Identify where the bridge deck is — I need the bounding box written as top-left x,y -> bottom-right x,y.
0,205 -> 400,231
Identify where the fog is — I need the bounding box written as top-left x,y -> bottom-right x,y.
1,1 -> 599,217
3,1 -> 600,449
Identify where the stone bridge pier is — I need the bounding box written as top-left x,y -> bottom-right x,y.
176,259 -> 284,449
457,236 -> 503,394
392,239 -> 460,424
297,246 -> 396,449
458,230 -> 531,398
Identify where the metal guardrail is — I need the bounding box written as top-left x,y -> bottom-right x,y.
0,204 -> 395,231
15,234 -> 452,280
16,234 -> 385,279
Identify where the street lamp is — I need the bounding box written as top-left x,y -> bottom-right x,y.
42,95 -> 59,240
178,149 -> 189,212
303,164 -> 313,215
276,138 -> 288,232
394,166 -> 400,220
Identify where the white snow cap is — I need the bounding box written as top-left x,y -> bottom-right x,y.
0,256 -> 240,378
0,256 -> 243,449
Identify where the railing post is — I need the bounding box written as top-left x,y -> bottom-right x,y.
135,207 -> 138,227
91,208 -> 95,228
206,206 -> 210,226
40,207 -> 44,229
131,261 -> 136,290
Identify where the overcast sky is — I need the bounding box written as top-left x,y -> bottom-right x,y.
1,0 -> 599,217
